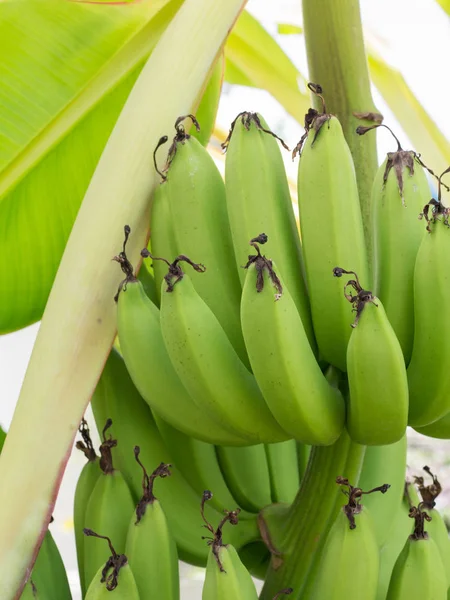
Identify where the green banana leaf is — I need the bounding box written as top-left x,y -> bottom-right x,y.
435,0 -> 450,14
0,0 -> 182,334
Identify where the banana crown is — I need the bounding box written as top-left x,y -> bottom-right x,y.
335,476 -> 390,529
83,528 -> 129,591
333,267 -> 377,328
200,490 -> 241,572
132,445 -> 171,523
76,418 -> 97,463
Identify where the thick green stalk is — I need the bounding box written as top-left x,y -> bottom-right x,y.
259,432 -> 365,599
0,1 -> 247,597
302,0 -> 379,257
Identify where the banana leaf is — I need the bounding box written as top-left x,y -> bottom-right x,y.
0,0 -> 181,334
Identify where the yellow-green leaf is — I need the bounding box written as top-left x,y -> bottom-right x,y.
368,51 -> 450,174
0,0 -> 181,333
277,23 -> 302,34
224,10 -> 310,122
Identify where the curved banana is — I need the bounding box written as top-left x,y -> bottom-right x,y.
201,495 -> 259,600
365,127 -> 429,363
31,528 -> 72,600
116,272 -> 246,446
90,348 -> 261,567
414,467 -> 450,588
136,260 -> 158,306
385,505 -> 447,600
154,415 -> 253,518
159,259 -> 289,444
216,444 -> 272,513
407,173 -> 450,426
265,440 -> 300,505
296,93 -> 369,371
74,419 -> 101,598
336,268 -> 408,445
84,530 -> 140,600
358,435 -> 407,546
125,449 -> 179,600
223,111 -> 314,350
240,242 -> 344,445
415,411 -> 450,439
152,115 -> 246,363
83,420 -> 135,591
310,478 -> 382,600
377,482 -> 416,600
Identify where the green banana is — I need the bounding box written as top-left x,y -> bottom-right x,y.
125,448 -> 179,600
152,115 -> 246,364
222,111 -> 314,350
296,88 -> 369,371
358,124 -> 429,362
358,435 -> 407,546
83,420 -> 135,592
240,238 -> 344,445
216,444 -> 272,513
136,259 -> 158,306
201,494 -> 259,600
407,170 -> 450,426
414,467 -> 450,588
90,348 -> 261,567
29,527 -> 71,600
311,477 -> 383,600
84,530 -> 139,600
265,440 -> 300,505
115,254 -> 246,446
154,414 -> 253,518
159,257 -> 289,444
386,505 -> 447,600
74,419 -> 100,598
415,411 -> 450,439
376,482 -> 416,600
335,267 -> 408,445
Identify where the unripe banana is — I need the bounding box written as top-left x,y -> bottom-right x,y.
358,435 -> 407,546
159,257 -> 289,444
414,467 -> 450,588
90,348 -> 261,567
83,420 -> 135,592
296,92 -> 369,371
216,444 -> 272,513
201,495 -> 259,600
407,173 -> 450,426
31,528 -> 71,600
265,440 -> 300,505
311,477 -> 383,600
84,530 -> 140,600
115,269 -> 246,446
335,268 -> 408,445
223,111 -> 315,350
125,449 -> 179,600
152,115 -> 246,363
74,419 -> 100,598
385,505 -> 447,600
415,411 -> 450,439
358,124 -> 430,362
377,482 -> 416,600
241,238 -> 344,445
154,415 -> 253,517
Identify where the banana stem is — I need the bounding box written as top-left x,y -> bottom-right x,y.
259,433 -> 365,599
0,0 -> 247,596
302,0 -> 379,259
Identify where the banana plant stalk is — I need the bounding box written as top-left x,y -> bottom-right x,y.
302,0 -> 379,257
0,0 -> 247,596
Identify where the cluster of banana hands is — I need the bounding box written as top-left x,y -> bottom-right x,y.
21,80 -> 450,598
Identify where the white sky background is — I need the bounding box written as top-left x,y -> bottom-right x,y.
0,0 -> 450,596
